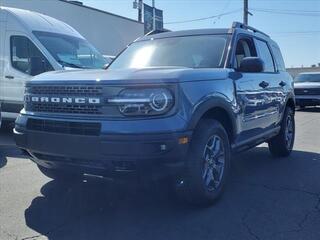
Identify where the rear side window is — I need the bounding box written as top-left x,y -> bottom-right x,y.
254,39 -> 275,73
271,45 -> 286,71
10,36 -> 53,76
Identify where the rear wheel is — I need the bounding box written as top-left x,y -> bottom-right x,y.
268,107 -> 295,157
177,119 -> 231,205
38,165 -> 82,183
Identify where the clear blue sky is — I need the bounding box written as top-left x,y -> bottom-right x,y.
82,0 -> 320,68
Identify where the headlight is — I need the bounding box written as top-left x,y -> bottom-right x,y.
108,88 -> 174,116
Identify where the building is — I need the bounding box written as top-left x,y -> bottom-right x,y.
287,65 -> 320,78
1,0 -> 144,55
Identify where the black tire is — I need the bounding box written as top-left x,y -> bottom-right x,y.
177,119 -> 231,205
37,165 -> 82,183
268,107 -> 295,157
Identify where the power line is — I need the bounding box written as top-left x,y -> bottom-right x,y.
164,9 -> 241,24
252,8 -> 320,13
250,8 -> 320,16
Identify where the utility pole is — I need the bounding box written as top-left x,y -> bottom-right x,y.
152,0 -> 156,31
138,0 -> 143,22
243,0 -> 248,25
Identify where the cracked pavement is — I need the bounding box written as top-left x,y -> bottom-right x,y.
0,108 -> 319,240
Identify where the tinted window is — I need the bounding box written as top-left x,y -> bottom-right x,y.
295,73 -> 320,82
271,45 -> 286,71
255,39 -> 275,72
10,36 -> 53,76
109,35 -> 228,69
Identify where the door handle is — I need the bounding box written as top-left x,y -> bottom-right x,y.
279,81 -> 286,87
259,81 -> 269,88
5,75 -> 14,79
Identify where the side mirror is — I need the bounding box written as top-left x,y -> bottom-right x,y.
238,57 -> 264,73
30,57 -> 46,76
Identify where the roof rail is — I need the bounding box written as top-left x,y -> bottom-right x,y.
232,22 -> 269,37
145,29 -> 170,36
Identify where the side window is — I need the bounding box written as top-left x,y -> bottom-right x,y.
271,45 -> 286,71
255,39 -> 275,73
10,36 -> 53,76
234,37 -> 257,69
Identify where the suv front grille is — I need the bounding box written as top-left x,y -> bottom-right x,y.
27,119 -> 101,136
28,85 -> 103,96
30,103 -> 101,115
25,85 -> 104,115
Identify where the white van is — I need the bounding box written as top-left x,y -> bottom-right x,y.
0,7 -> 107,120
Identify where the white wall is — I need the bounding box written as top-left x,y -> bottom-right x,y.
1,0 -> 144,55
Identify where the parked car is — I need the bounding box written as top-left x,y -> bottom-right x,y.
14,22 -> 295,205
294,72 -> 320,108
0,7 -> 107,121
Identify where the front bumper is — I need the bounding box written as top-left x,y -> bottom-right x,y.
295,95 -> 320,106
14,114 -> 192,180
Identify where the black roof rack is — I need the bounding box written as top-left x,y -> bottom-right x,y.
145,29 -> 171,36
232,22 -> 269,37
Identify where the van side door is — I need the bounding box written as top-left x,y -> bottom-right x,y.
1,32 -> 53,113
0,10 -> 6,95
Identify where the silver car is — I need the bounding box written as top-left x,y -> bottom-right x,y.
294,72 -> 320,108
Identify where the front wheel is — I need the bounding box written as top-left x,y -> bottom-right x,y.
268,107 -> 295,157
177,119 -> 231,205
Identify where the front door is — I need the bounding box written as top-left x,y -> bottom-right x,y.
233,36 -> 276,142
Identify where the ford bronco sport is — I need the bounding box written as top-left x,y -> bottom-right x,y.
14,22 -> 295,205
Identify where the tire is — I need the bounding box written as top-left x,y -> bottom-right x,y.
177,119 -> 231,205
268,107 -> 295,157
37,165 -> 82,183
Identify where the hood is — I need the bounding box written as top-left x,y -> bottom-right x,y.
30,67 -> 230,84
294,81 -> 320,89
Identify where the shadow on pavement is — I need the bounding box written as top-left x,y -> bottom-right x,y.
0,121 -> 26,168
24,147 -> 320,240
0,145 -> 26,169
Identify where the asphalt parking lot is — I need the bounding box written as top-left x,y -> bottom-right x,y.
0,109 -> 319,240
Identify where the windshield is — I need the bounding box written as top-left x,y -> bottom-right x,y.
295,73 -> 320,82
109,35 -> 228,70
33,31 -> 107,69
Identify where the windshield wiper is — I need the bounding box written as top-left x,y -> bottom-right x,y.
58,60 -> 86,69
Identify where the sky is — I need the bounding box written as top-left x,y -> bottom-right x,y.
81,0 -> 320,68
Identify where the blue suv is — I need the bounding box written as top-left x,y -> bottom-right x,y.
14,22 -> 295,205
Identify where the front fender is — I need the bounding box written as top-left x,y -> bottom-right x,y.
187,95 -> 238,138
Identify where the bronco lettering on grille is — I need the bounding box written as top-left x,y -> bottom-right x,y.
25,96 -> 101,104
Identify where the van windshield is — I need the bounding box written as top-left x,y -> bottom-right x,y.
108,35 -> 228,70
33,31 -> 107,69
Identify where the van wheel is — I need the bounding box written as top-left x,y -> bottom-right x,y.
177,119 -> 231,205
38,165 -> 82,183
268,107 -> 295,157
